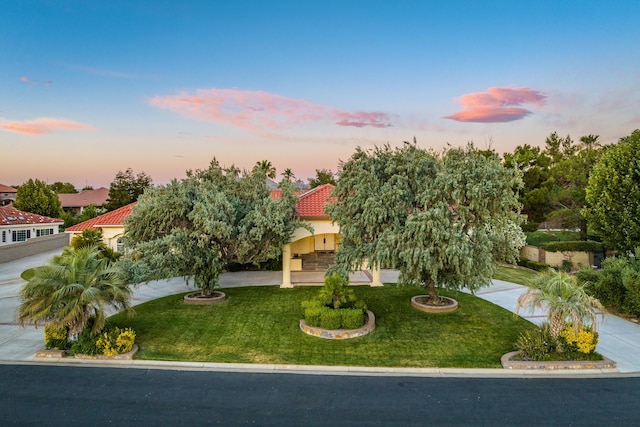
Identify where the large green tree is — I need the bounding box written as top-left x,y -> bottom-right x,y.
14,178 -> 62,218
49,181 -> 77,194
18,246 -> 132,339
104,168 -> 153,211
583,129 -> 640,251
329,142 -> 525,304
123,159 -> 303,295
308,168 -> 337,188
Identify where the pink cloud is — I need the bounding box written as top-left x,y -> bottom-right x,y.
20,76 -> 52,87
149,88 -> 392,131
0,117 -> 91,135
444,86 -> 546,123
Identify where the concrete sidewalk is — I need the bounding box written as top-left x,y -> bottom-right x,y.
1,251 -> 639,374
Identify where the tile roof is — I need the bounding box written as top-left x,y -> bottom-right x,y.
0,206 -> 63,226
65,203 -> 136,232
58,187 -> 109,208
296,184 -> 335,218
0,184 -> 17,193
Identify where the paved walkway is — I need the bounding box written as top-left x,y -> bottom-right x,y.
1,250 -> 639,374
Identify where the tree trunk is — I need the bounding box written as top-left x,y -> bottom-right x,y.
425,281 -> 440,304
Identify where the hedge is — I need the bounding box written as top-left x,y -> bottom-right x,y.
540,240 -> 603,253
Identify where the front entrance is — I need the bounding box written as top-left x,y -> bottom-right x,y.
314,233 -> 335,252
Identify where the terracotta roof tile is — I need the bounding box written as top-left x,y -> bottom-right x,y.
0,184 -> 17,193
65,203 -> 135,232
0,206 -> 63,226
58,187 -> 109,208
296,184 -> 335,218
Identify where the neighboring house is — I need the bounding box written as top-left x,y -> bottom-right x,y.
0,184 -> 17,206
58,187 -> 109,215
0,205 -> 63,246
65,203 -> 134,252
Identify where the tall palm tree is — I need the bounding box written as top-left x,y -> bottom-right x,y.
254,160 -> 276,179
281,168 -> 295,182
579,134 -> 601,152
516,269 -> 605,339
18,246 -> 132,339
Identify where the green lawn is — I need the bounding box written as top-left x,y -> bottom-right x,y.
493,265 -> 540,287
109,285 -> 534,368
525,230 -> 581,246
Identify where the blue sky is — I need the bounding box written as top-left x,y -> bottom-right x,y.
2,1 -> 639,188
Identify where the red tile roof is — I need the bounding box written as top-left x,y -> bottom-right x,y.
296,184 -> 335,218
0,184 -> 17,193
65,203 -> 136,232
0,206 -> 63,226
58,187 -> 109,208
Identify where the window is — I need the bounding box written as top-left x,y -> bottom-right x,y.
36,228 -> 54,237
2,231 -> 5,243
12,230 -> 30,242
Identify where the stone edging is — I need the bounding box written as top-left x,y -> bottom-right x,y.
300,310 -> 375,339
184,291 -> 227,305
35,345 -> 139,360
501,351 -> 617,370
411,295 -> 458,313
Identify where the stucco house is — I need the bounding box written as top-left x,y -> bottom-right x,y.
65,203 -> 134,252
0,184 -> 17,206
58,187 -> 109,215
64,184 -> 381,286
0,205 -> 63,246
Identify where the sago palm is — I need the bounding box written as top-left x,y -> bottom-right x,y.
516,269 -> 605,339
18,245 -> 132,338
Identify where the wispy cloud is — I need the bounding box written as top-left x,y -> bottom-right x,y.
0,117 -> 92,135
64,64 -> 147,80
20,76 -> 53,87
444,86 -> 546,123
149,88 -> 392,131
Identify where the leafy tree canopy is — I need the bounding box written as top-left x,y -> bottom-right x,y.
308,168 -> 337,188
105,168 -> 152,211
49,181 -> 77,194
329,142 -> 525,303
14,178 -> 62,218
584,129 -> 640,252
123,158 -> 303,294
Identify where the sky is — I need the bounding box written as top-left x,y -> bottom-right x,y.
2,1 -> 639,189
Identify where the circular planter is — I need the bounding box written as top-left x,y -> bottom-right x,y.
411,295 -> 458,313
501,351 -> 617,370
184,291 -> 227,305
300,310 -> 376,339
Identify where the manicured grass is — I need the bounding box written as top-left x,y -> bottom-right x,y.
109,285 -> 534,368
493,265 -> 540,287
525,230 -> 580,246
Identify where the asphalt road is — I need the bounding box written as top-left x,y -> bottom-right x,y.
1,364 -> 639,426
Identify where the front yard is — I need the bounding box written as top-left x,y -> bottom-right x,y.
109,285 -> 535,368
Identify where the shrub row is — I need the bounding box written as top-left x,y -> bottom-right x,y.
540,240 -> 603,253
303,303 -> 365,330
43,319 -> 136,356
515,323 -> 601,361
517,258 -> 549,272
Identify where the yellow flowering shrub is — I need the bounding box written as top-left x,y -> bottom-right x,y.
44,322 -> 69,349
561,323 -> 598,354
96,327 -> 136,356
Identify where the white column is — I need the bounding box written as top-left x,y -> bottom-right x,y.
281,243 -> 293,288
370,263 -> 383,287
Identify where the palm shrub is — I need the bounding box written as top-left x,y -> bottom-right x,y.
301,273 -> 367,330
515,269 -> 605,359
18,246 -> 133,341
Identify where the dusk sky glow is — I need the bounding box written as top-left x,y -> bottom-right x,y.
2,1 -> 639,188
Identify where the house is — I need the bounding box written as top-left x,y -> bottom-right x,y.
276,184 -> 381,287
63,184 -> 380,286
0,184 -> 17,206
65,203 -> 134,252
58,187 -> 109,215
0,205 -> 63,246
